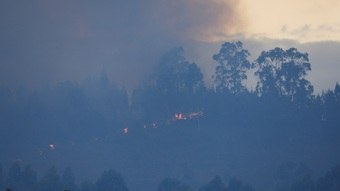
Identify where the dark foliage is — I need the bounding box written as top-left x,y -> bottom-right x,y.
0,41 -> 339,191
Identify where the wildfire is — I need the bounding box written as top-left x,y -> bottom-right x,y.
123,127 -> 129,134
48,144 -> 56,151
123,111 -> 203,134
174,113 -> 187,120
173,111 -> 203,121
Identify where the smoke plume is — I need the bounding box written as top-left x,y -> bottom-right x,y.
0,0 -> 245,89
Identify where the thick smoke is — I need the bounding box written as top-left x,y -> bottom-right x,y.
0,0 -> 245,89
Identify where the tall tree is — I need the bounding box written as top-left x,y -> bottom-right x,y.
0,163 -> 4,191
334,83 -> 340,103
38,166 -> 63,191
21,165 -> 38,191
6,162 -> 22,190
213,41 -> 251,94
96,169 -> 128,191
255,47 -> 313,101
132,47 -> 205,120
154,47 -> 204,95
291,175 -> 315,191
62,167 -> 77,191
316,165 -> 340,191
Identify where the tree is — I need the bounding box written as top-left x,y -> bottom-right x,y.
158,178 -> 192,191
316,165 -> 340,191
6,162 -> 22,190
199,176 -> 227,191
334,83 -> 340,103
62,167 -> 77,191
38,166 -> 63,191
0,163 -> 4,191
21,165 -> 38,191
255,47 -> 313,102
291,175 -> 315,191
154,47 -> 204,95
320,83 -> 340,124
96,169 -> 128,191
274,162 -> 313,191
5,163 -> 38,191
213,41 -> 251,94
132,47 -> 205,120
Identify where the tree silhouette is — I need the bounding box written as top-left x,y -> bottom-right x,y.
335,83 -> 340,102
154,47 -> 204,94
0,164 -> 4,191
320,83 -> 340,125
21,165 -> 38,191
316,165 -> 340,191
291,175 -> 315,191
132,47 -> 205,121
38,166 -> 63,191
6,163 -> 22,190
62,167 -> 77,191
255,47 -> 313,102
274,162 -> 313,191
213,41 -> 251,94
96,169 -> 128,191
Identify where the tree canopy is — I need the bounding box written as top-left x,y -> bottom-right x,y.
213,41 -> 251,94
153,47 -> 204,95
255,47 -> 313,102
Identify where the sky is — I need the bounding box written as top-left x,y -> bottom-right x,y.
0,0 -> 339,93
242,0 -> 340,42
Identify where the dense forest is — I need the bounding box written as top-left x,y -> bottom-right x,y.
0,162 -> 340,191
0,41 -> 339,191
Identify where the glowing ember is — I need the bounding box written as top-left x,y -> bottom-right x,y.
141,111 -> 203,130
174,113 -> 187,120
49,144 -> 56,150
172,111 -> 203,122
123,127 -> 129,134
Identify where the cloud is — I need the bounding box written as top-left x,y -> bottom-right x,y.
0,0 -> 245,89
278,24 -> 340,42
242,0 -> 340,43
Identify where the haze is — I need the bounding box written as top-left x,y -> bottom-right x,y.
0,1 -> 340,191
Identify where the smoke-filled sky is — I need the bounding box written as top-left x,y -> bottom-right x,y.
0,0 -> 339,92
